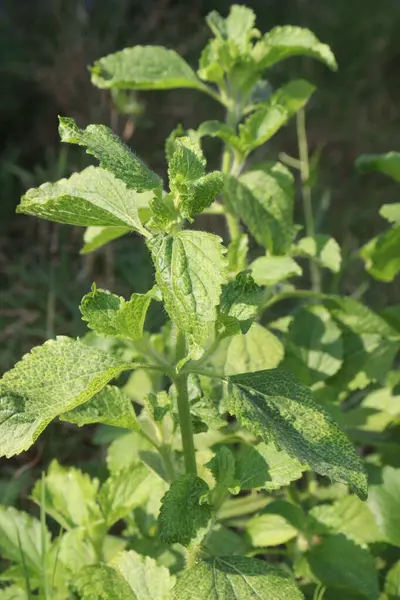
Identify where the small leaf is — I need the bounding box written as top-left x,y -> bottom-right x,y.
197,121 -> 242,153
250,255 -> 302,285
0,337 -> 135,457
380,203 -> 400,224
218,271 -> 263,337
294,235 -> 342,273
59,116 -> 162,193
368,466 -> 400,547
74,564 -> 135,600
227,369 -> 368,499
361,225 -> 400,282
91,45 -> 205,91
114,550 -> 175,600
356,152 -> 400,182
158,474 -> 212,546
81,226 -> 131,254
246,513 -> 298,547
171,555 -> 304,600
225,5 -> 257,53
60,385 -> 138,430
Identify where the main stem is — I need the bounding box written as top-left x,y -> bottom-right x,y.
221,104 -> 241,242
175,330 -> 197,475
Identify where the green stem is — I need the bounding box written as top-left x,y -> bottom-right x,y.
175,373 -> 197,475
262,289 -> 326,312
221,106 -> 242,242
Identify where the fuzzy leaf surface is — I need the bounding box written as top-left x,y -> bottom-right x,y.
114,550 -> 175,600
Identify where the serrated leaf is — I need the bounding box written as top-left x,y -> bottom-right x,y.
59,116 -> 162,194
227,369 -> 368,499
225,162 -> 295,254
0,506 -> 50,572
239,80 -> 315,154
217,271 -> 263,337
148,231 -> 227,361
18,166 -> 148,232
384,561 -> 400,600
158,474 -> 212,546
80,285 -> 153,341
225,5 -> 257,53
81,225 -> 131,254
294,235 -> 342,273
253,26 -> 337,70
91,45 -> 205,91
250,255 -> 302,285
356,152 -> 400,182
114,550 -> 175,600
60,385 -> 138,430
380,203 -> 400,224
361,225 -> 400,282
235,442 -> 306,491
368,466 -> 400,547
74,564 -> 135,600
171,555 -> 304,600
246,513 -> 298,547
0,337 -> 135,457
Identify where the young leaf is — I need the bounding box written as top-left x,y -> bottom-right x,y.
246,513 -> 298,547
0,337 -> 135,457
227,369 -> 368,499
293,235 -> 342,273
355,151 -> 400,182
114,550 -> 175,600
253,26 -> 337,71
91,46 -> 206,91
360,225 -> 400,282
148,231 -> 227,361
225,5 -> 257,53
81,225 -> 131,254
217,271 -> 263,337
225,162 -> 296,254
250,255 -> 302,285
158,474 -> 212,546
171,555 -> 304,600
80,285 -> 153,341
60,385 -> 139,431
74,564 -> 135,600
59,117 -> 162,193
18,166 -> 148,232
368,466 -> 400,547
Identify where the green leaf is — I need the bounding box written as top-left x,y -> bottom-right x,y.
203,524 -> 250,556
250,255 -> 302,285
31,460 -> 101,530
239,80 -> 315,154
380,203 -> 400,224
227,369 -> 368,499
60,385 -> 138,430
206,446 -> 238,493
114,550 -> 175,600
283,305 -> 343,386
18,166 -> 148,232
246,513 -> 298,547
57,529 -> 97,573
171,555 -> 304,600
356,152 -> 400,182
74,564 -> 135,600
368,466 -> 400,546
225,162 -> 296,254
81,226 -> 131,254
0,506 -> 50,572
294,235 -> 342,273
225,5 -> 257,53
217,271 -> 263,337
148,231 -> 227,361
304,534 -> 379,600
227,234 -> 249,275
0,336 -> 134,457
235,442 -> 306,491
0,587 -> 27,600
197,121 -> 242,153
361,225 -> 400,282
253,26 -> 337,71
384,561 -> 400,600
59,117 -> 162,193
80,285 -> 153,341
91,46 -> 205,91
158,474 -> 212,546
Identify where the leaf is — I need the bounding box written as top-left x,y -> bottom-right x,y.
0,506 -> 50,572
114,550 -> 175,600
197,121 -> 242,153
81,225 -> 131,254
253,26 -> 337,70
384,561 -> 400,600
227,369 -> 368,499
171,555 -> 304,600
294,235 -> 342,273
158,474 -> 212,546
0,337 -> 134,457
204,524 -> 250,557
235,442 -> 306,491
80,285 -> 153,341
147,231 -> 227,361
246,513 -> 298,547
57,529 -> 97,573
31,460 -> 101,530
361,225 -> 400,282
304,534 -> 379,600
355,152 -> 400,182
225,5 -> 257,53
239,80 -> 315,154
18,166 -> 148,232
60,385 -> 138,430
91,45 -> 205,91
217,271 -> 263,337
380,203 -> 400,224
227,234 -> 249,275
250,255 -> 302,285
0,587 -> 27,600
368,466 -> 400,547
59,117 -> 162,193
225,162 -> 296,254
206,446 -> 238,493
74,564 -> 135,600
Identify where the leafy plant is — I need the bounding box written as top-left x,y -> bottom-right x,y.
1,5 -> 399,599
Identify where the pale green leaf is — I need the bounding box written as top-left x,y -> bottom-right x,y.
356,152 -> 400,182
158,474 -> 212,546
59,116 -> 162,193
74,564 -> 135,600
91,46 -> 205,91
18,166 -> 148,232
217,271 -> 263,337
114,550 -> 175,600
171,555 -> 304,600
107,431 -> 153,474
246,513 -> 298,547
0,336 -> 134,457
253,26 -> 337,70
250,255 -> 302,285
227,369 -> 368,499
148,231 -> 227,361
197,121 -> 242,152
384,561 -> 400,599
81,226 -> 130,254
227,234 -> 249,275
204,524 -> 250,556
0,506 -> 50,572
380,203 -> 400,224
225,162 -> 296,254
361,225 -> 400,282
294,235 -> 342,273
225,5 -> 257,53
0,587 -> 27,600
57,529 -> 97,573
60,385 -> 138,430
324,295 -> 399,337
368,466 -> 400,546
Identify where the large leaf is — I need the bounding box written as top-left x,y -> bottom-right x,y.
148,231 -> 227,361
0,336 -> 135,457
356,152 -> 400,182
91,46 -> 205,91
361,225 -> 400,282
227,369 -> 368,499
114,550 -> 175,600
225,162 -> 295,254
18,166 -> 148,232
74,564 -> 135,600
171,555 -> 304,599
368,466 -> 400,547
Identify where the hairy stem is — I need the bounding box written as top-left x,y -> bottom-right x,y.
175,373 -> 197,475
221,106 -> 242,242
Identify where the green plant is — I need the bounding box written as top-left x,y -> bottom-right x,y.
1,5 -> 399,599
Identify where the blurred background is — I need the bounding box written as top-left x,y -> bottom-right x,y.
1,0 -> 400,373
